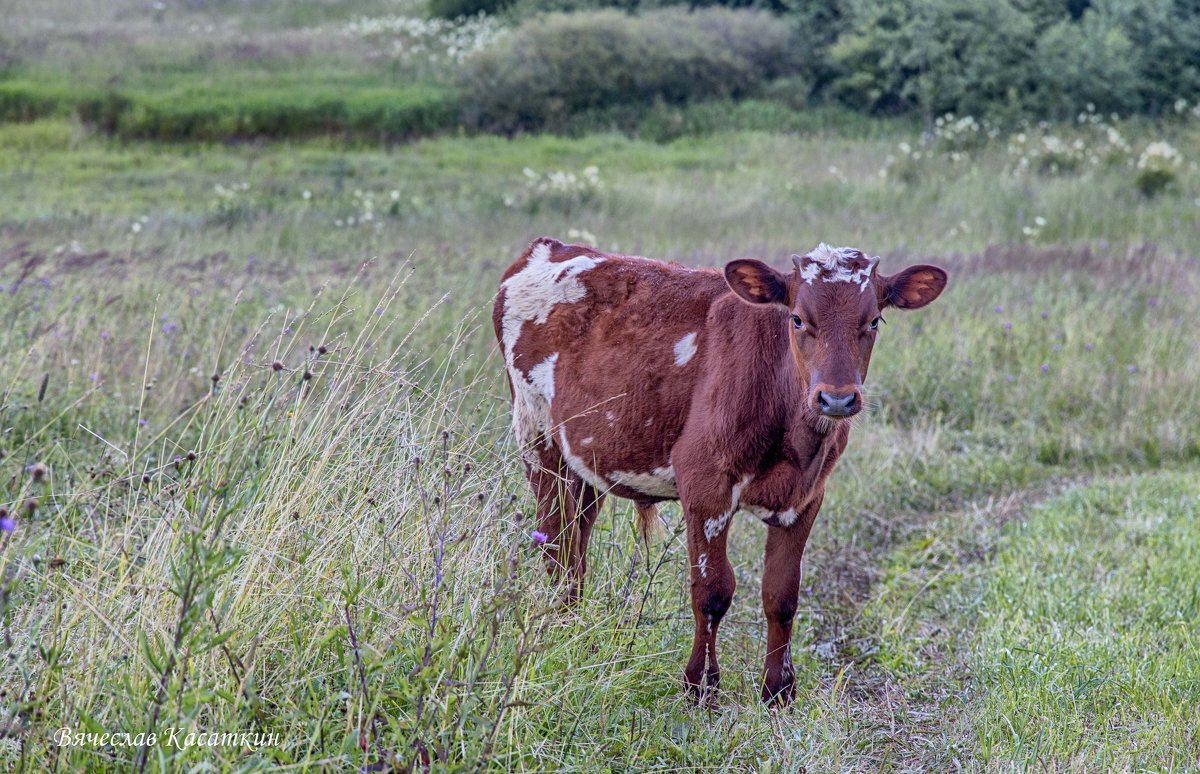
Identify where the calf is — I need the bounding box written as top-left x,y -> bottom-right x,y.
492,237 -> 946,704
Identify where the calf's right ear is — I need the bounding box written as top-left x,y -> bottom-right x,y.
725,259 -> 789,305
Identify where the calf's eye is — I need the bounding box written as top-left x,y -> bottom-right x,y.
870,316 -> 885,331
791,314 -> 804,330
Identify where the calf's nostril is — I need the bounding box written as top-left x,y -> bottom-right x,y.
817,390 -> 857,415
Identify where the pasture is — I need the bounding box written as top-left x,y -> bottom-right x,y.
2,2 -> 1200,770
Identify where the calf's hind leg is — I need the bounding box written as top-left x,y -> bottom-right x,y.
523,451 -> 603,604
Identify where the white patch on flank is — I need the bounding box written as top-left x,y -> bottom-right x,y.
795,243 -> 879,292
776,508 -> 798,527
704,474 -> 753,541
557,425 -> 608,490
609,466 -> 677,498
697,553 -> 708,578
673,332 -> 698,366
501,240 -> 604,457
528,353 -> 558,402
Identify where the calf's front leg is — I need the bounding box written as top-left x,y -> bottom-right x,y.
683,518 -> 735,703
760,509 -> 818,705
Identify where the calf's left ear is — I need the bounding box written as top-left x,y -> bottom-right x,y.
877,264 -> 947,310
725,259 -> 789,305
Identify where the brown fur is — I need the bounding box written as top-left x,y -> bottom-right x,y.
493,237 -> 947,704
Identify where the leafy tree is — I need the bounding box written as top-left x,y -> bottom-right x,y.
827,0 -> 1037,118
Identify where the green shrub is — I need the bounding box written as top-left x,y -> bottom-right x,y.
1032,12 -> 1142,118
828,0 -> 1037,118
429,0 -> 513,19
0,80 -> 77,122
102,85 -> 457,142
458,8 -> 802,132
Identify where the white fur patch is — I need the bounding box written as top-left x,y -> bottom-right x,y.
528,353 -> 558,402
605,410 -> 616,426
501,241 -> 604,456
557,425 -> 608,490
704,474 -> 753,541
697,552 -> 708,578
776,508 -> 798,527
795,243 -> 879,292
673,332 -> 698,366
581,436 -> 593,446
609,466 -> 677,498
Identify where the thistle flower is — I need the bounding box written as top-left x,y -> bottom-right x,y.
531,530 -> 549,544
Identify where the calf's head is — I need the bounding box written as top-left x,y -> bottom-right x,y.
724,244 -> 946,420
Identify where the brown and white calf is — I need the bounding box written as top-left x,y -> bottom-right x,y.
492,237 -> 946,704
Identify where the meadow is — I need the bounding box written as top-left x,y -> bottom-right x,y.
3,2 -> 1200,771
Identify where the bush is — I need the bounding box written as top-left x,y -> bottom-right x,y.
101,85 -> 457,142
429,0 -> 513,19
828,0 -> 1037,118
0,80 -> 77,122
457,8 -> 803,133
1032,12 -> 1142,117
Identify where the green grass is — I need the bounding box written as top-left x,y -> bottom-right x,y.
973,473 -> 1200,769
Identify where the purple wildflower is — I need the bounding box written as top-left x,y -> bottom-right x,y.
161,321 -> 177,334
1040,363 -> 1050,374
1003,321 -> 1013,331
1084,343 -> 1094,352
1127,364 -> 1138,373
0,517 -> 14,533
994,305 -> 1003,313
531,530 -> 549,544
1147,297 -> 1159,307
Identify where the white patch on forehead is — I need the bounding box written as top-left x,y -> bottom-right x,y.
557,425 -> 608,490
609,466 -> 677,498
795,242 -> 880,292
673,332 -> 698,366
501,241 -> 603,458
704,474 -> 752,541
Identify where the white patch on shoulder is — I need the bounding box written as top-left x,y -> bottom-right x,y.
673,332 -> 698,366
704,474 -> 753,541
502,241 -> 604,456
609,466 -> 677,498
557,425 -> 608,490
795,243 -> 879,292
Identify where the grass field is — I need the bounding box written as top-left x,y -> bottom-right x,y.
3,6 -> 1200,765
